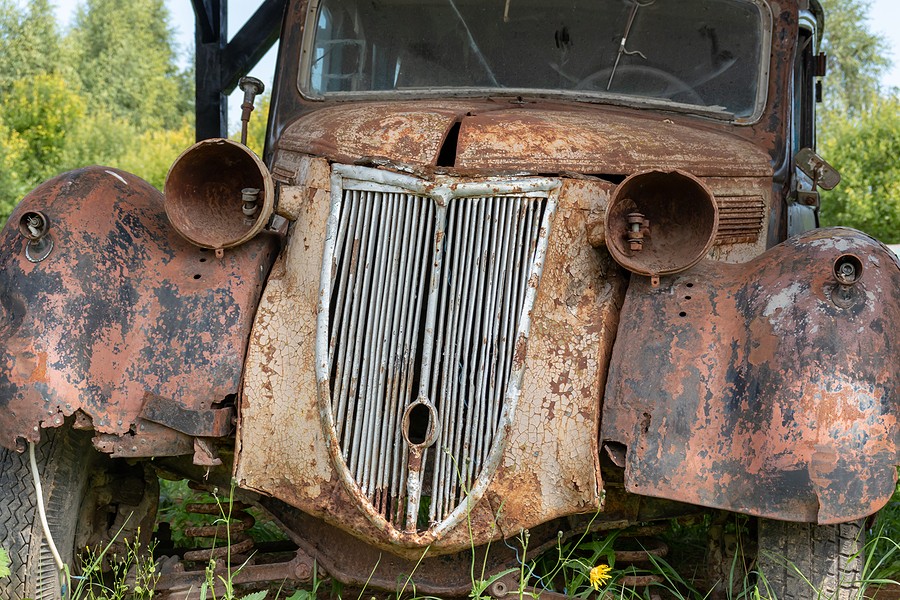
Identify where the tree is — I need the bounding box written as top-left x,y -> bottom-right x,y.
116,120 -> 195,190
814,0 -> 899,243
819,96 -> 900,243
0,0 -> 61,93
2,73 -> 86,184
64,0 -> 192,130
818,0 -> 891,116
0,114 -> 28,221
0,0 -> 196,227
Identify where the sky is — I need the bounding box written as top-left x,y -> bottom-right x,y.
48,0 -> 900,126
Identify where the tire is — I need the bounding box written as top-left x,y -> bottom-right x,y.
757,519 -> 866,600
0,427 -> 93,600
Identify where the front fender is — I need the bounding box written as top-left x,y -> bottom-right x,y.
601,228 -> 899,524
0,167 -> 278,451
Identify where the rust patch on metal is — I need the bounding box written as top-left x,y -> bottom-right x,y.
93,420 -> 193,458
602,227 -> 900,523
455,107 -> 772,177
139,392 -> 234,437
0,166 -> 278,451
278,101 -> 492,167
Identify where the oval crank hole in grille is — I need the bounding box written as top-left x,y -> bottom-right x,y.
403,401 -> 437,447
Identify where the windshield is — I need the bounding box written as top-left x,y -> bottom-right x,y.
301,0 -> 770,121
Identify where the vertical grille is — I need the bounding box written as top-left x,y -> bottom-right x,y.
426,196 -> 544,524
327,189 -> 434,526
324,179 -> 549,531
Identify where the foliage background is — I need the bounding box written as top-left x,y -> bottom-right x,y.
0,0 -> 268,227
816,0 -> 899,242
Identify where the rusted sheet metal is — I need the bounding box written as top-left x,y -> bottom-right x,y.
0,167 -> 278,451
601,227 -> 900,524
278,101 -> 489,167
455,107 -> 772,177
487,178 -> 625,537
93,420 -> 193,458
277,100 -> 774,179
236,169 -> 623,555
139,392 -> 233,437
703,176 -> 772,264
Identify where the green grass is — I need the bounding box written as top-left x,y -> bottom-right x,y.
4,480 -> 896,599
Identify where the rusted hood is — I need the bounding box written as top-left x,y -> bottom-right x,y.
278,101 -> 771,177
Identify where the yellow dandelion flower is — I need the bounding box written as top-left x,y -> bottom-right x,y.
589,563 -> 613,590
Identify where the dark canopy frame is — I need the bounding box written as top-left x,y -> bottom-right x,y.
190,0 -> 288,140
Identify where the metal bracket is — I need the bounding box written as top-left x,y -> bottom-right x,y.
795,148 -> 840,191
154,547 -> 316,598
139,392 -> 234,437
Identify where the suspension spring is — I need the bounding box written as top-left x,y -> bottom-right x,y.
181,494 -> 256,563
614,530 -> 670,587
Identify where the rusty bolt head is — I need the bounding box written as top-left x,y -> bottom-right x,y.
626,211 -> 645,229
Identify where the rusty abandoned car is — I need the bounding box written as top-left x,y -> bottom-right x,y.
1,0 -> 898,597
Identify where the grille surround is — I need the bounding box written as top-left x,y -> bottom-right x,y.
316,165 -> 558,534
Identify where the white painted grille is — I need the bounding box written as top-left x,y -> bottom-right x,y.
319,167 -> 555,531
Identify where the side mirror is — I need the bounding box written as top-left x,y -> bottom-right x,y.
795,148 -> 841,190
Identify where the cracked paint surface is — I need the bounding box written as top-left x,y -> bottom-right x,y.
236,167 -> 626,555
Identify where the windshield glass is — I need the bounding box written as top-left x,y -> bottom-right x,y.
301,0 -> 769,120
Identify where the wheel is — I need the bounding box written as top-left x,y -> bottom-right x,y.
575,65 -> 704,105
0,427 -> 92,599
0,426 -> 158,599
756,519 -> 866,600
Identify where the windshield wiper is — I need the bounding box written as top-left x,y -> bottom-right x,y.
607,0 -> 654,91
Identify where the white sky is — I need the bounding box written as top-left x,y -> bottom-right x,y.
47,0 -> 900,122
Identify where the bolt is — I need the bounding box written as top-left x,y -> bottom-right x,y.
26,216 -> 43,237
241,187 -> 261,217
625,211 -> 646,252
838,262 -> 855,281
238,76 -> 265,146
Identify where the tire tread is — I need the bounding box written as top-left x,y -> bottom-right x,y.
758,518 -> 865,600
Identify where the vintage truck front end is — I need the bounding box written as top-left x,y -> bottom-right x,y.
0,0 -> 897,596
234,101 -> 778,553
